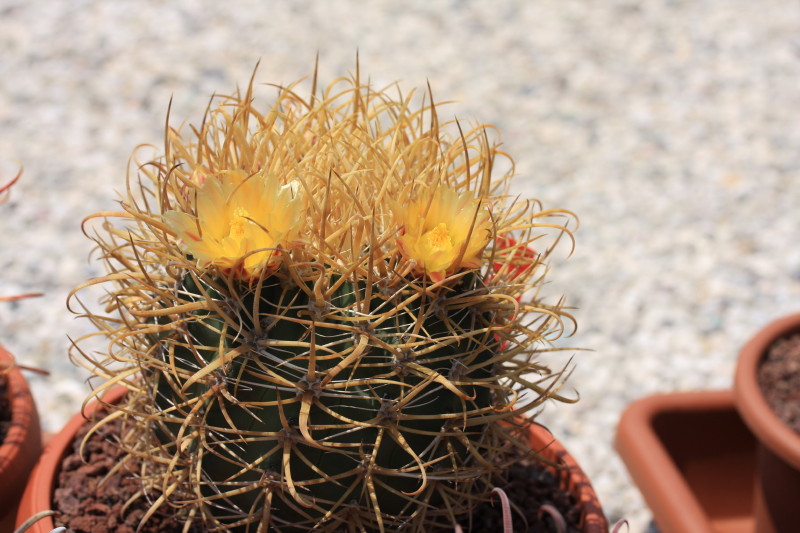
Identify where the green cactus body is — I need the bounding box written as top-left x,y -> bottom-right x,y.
73,68 -> 577,532
144,269 -> 496,531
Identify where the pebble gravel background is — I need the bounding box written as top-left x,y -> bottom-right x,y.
2,2 -> 800,531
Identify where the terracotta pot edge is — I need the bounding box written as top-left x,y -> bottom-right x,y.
0,344 -> 42,526
0,345 -> 41,471
734,312 -> 800,470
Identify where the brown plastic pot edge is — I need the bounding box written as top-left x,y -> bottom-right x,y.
0,344 -> 42,532
19,391 -> 607,532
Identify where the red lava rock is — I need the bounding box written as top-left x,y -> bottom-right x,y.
52,414 -> 196,533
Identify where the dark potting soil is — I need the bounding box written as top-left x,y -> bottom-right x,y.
758,333 -> 800,434
0,374 -> 10,444
463,462 -> 583,533
54,416 -> 582,533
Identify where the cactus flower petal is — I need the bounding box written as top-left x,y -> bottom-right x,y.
394,185 -> 491,281
164,172 -> 304,278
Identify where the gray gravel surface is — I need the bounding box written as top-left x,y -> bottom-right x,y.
3,2 -> 800,531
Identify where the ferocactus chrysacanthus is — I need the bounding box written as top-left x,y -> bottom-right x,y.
72,66 -> 577,532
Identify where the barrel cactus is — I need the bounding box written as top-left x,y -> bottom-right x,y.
72,67 -> 578,532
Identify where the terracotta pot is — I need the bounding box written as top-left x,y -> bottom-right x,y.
615,389 -> 758,533
734,312 -> 800,533
0,345 -> 42,533
19,389 -> 606,532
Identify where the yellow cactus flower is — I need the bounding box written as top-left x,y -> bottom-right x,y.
394,185 -> 492,282
164,172 -> 304,279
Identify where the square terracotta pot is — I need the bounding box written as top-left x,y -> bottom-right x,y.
615,390 -> 757,533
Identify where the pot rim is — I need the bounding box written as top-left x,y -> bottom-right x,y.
734,312 -> 800,470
